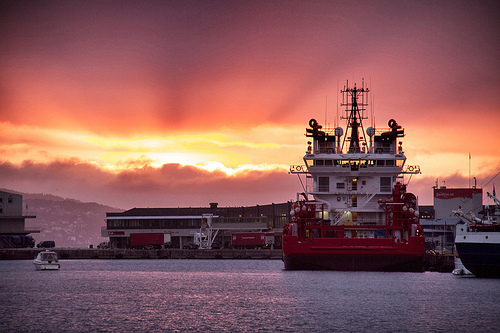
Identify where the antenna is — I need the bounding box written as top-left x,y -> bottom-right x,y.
325,95 -> 328,127
469,153 -> 471,188
336,79 -> 339,128
370,94 -> 375,128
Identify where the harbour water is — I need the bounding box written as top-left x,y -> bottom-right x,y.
1,259 -> 498,332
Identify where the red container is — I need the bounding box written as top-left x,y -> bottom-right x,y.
130,233 -> 165,246
231,233 -> 274,247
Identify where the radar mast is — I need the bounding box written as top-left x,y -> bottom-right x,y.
340,80 -> 369,153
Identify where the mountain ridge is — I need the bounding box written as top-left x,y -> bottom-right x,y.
1,188 -> 123,247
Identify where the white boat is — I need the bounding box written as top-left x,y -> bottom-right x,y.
33,250 -> 60,270
452,255 -> 473,276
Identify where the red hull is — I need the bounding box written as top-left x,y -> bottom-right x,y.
282,236 -> 425,271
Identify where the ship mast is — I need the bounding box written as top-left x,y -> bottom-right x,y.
340,81 -> 369,153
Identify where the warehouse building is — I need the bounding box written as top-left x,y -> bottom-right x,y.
419,186 -> 483,254
102,202 -> 292,249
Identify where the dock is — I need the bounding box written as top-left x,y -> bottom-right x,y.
1,248 -> 454,272
0,248 -> 283,260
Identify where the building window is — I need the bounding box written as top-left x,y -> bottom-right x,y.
8,196 -> 13,203
380,177 -> 392,192
336,182 -> 345,189
318,177 -> 329,192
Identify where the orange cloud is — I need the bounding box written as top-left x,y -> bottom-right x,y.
0,159 -> 299,209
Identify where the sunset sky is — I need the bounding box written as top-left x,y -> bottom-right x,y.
1,0 -> 499,209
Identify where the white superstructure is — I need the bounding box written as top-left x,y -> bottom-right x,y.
291,81 -> 420,227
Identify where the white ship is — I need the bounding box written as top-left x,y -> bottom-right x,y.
453,190 -> 500,278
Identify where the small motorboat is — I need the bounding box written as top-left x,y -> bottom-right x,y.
33,250 -> 60,270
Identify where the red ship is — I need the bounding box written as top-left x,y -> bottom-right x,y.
282,81 -> 425,271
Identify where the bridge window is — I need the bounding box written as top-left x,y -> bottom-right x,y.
350,160 -> 359,171
380,177 -> 392,192
318,177 -> 329,192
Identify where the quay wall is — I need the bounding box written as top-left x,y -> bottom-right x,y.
0,248 -> 283,260
0,249 -> 454,272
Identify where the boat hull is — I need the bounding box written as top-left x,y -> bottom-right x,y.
283,252 -> 423,271
282,236 -> 425,272
454,242 -> 500,278
33,262 -> 60,270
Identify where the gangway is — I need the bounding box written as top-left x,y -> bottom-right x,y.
197,214 -> 220,249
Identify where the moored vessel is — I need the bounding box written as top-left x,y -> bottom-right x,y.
453,190 -> 500,278
282,81 -> 425,271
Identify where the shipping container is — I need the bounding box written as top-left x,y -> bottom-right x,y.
231,232 -> 274,249
130,233 -> 171,247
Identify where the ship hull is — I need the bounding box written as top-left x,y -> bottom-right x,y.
454,226 -> 500,278
454,242 -> 500,278
283,253 -> 424,272
282,236 -> 425,272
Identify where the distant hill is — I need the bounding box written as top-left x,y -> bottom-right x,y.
2,189 -> 122,247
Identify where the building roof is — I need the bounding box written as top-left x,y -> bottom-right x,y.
107,207 -> 214,217
106,202 -> 291,218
